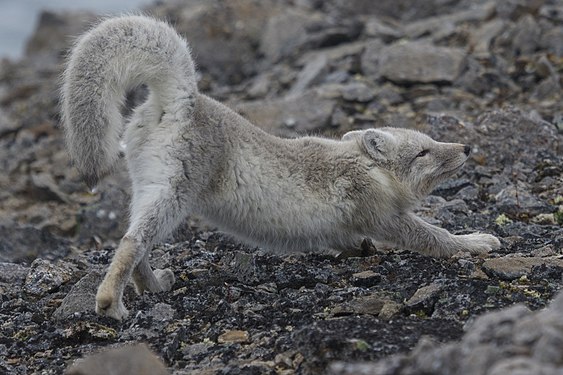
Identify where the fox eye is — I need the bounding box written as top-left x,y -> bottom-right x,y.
416,149 -> 429,158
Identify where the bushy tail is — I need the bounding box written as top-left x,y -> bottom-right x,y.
61,16 -> 198,188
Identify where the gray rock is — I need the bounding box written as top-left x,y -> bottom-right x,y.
150,0 -> 282,84
495,183 -> 553,217
379,42 -> 466,84
405,282 -> 443,311
360,39 -> 385,79
0,262 -> 29,283
0,225 -> 70,263
469,19 -> 506,57
341,82 -> 375,102
53,271 -> 102,320
364,17 -> 403,42
290,54 -> 329,94
24,258 -> 74,297
149,303 -> 176,322
237,88 -> 336,136
27,172 -> 70,203
482,257 -> 563,281
261,9 -> 323,62
65,343 -> 168,375
512,15 -> 541,56
25,10 -> 97,61
260,8 -> 362,63
331,294 -> 388,316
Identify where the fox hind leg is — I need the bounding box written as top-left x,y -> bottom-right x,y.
95,187 -> 185,320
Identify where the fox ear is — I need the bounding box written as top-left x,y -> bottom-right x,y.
362,129 -> 395,160
342,130 -> 362,141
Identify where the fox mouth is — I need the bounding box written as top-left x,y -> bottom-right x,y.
437,160 -> 466,179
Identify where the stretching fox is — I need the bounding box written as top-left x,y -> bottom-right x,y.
61,16 -> 500,320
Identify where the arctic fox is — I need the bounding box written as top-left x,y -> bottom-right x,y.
61,16 -> 500,320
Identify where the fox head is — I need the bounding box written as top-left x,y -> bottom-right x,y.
343,127 -> 470,200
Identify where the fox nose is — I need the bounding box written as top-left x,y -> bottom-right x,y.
463,145 -> 471,156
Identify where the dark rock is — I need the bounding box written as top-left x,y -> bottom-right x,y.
512,14 -> 541,56
482,257 -> 563,280
341,82 -> 375,102
53,271 -> 102,320
24,258 -> 74,297
0,225 -> 70,263
0,262 -> 29,283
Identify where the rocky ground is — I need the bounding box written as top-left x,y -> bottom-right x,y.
0,0 -> 562,374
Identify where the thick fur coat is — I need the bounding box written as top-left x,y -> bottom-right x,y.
61,16 -> 500,320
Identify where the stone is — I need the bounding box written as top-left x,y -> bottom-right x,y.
0,262 -> 29,284
24,258 -> 74,297
379,42 -> 466,84
25,11 -> 97,60
482,257 -> 563,280
332,294 -> 387,316
351,270 -> 381,287
290,54 -> 329,94
27,172 -> 70,203
495,183 -> 553,217
237,88 -> 336,136
340,82 -> 375,103
405,282 -> 443,309
150,0 -> 282,84
0,225 -> 70,263
512,14 -> 541,56
364,17 -> 403,42
65,343 -> 168,375
218,330 -> 250,344
53,272 -> 103,320
360,39 -> 385,79
469,19 -> 506,57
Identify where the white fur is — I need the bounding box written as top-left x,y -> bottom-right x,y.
61,16 -> 501,320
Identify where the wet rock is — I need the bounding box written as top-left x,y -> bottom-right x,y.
53,271 -> 102,320
65,343 -> 168,375
237,88 -> 336,136
0,225 -> 70,263
482,256 -> 563,280
24,258 -> 74,297
379,42 -> 466,84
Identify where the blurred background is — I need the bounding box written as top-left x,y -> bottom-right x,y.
0,0 -> 148,59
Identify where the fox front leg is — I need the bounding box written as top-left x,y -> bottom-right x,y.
381,212 -> 501,258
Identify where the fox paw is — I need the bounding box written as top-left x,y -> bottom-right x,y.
95,288 -> 129,321
154,268 -> 175,292
458,233 -> 501,255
